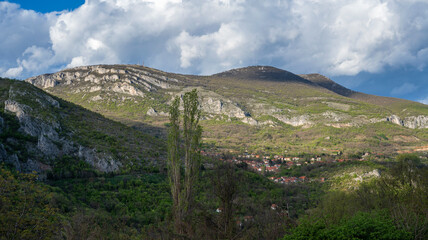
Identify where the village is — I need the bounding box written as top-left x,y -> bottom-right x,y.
201,150 -> 373,185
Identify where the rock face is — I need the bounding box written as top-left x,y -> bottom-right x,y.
322,111 -> 348,122
353,169 -> 381,182
178,88 -> 259,124
274,115 -> 312,127
26,65 -> 179,98
198,93 -> 247,119
111,82 -> 145,97
146,107 -> 168,117
1,83 -> 120,174
387,115 -> 428,129
26,74 -> 59,88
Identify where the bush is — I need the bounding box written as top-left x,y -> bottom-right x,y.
283,211 -> 411,240
0,166 -> 60,239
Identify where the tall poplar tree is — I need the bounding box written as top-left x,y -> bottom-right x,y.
167,89 -> 202,236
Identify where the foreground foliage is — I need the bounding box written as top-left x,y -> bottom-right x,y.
283,153 -> 428,240
0,167 -> 60,240
284,211 -> 411,240
1,153 -> 427,239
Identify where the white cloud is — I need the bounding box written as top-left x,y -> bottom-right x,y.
391,83 -> 418,95
4,66 -> 23,78
20,46 -> 56,72
418,96 -> 428,105
1,0 -> 428,79
0,1 -> 56,78
66,56 -> 89,69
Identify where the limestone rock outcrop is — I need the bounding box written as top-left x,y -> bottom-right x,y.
1,84 -> 121,174
387,115 -> 428,129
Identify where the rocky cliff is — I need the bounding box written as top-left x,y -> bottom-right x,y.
0,79 -> 121,174
0,78 -> 162,175
386,115 -> 428,129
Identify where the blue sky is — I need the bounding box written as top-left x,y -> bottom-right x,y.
6,0 -> 84,13
1,0 -> 427,104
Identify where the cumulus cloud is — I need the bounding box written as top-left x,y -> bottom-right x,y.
0,1 -> 56,77
1,0 -> 428,80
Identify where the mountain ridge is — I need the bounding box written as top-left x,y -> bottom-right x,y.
26,64 -> 425,106
22,64 -> 428,155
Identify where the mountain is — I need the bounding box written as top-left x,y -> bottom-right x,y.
0,77 -> 164,175
299,73 -> 427,114
24,65 -> 428,155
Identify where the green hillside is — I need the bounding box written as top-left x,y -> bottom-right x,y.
24,65 -> 427,156
0,78 -> 164,175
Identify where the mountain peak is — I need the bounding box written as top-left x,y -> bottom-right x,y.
213,66 -> 314,84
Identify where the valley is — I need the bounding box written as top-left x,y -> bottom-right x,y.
0,64 -> 427,239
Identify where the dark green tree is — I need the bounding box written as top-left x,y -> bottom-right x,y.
0,167 -> 60,240
167,89 -> 202,237
211,163 -> 239,239
283,211 -> 411,240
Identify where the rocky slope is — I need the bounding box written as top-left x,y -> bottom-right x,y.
24,65 -> 428,154
0,78 -> 163,175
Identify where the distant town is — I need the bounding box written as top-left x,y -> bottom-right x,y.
201,150 -> 377,184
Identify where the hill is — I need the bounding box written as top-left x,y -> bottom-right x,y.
25,65 -> 428,155
299,73 -> 427,116
0,77 -> 164,175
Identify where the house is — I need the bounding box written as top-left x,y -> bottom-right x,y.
331,150 -> 341,156
266,166 -> 280,172
281,177 -> 298,184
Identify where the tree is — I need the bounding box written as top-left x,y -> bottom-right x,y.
383,154 -> 428,239
167,89 -> 202,237
282,211 -> 411,240
211,163 -> 239,239
0,167 -> 60,240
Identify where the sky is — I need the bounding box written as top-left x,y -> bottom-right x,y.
1,0 -> 427,104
